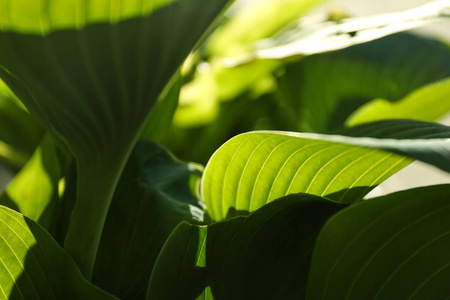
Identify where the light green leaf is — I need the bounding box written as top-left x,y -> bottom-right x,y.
271,33 -> 450,133
0,0 -> 232,277
346,77 -> 450,126
147,193 -> 345,300
92,141 -> 204,299
0,135 -> 68,233
202,120 -> 450,222
307,184 -> 450,300
0,205 -> 118,299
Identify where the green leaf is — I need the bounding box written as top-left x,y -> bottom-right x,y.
272,33 -> 450,133
147,193 -> 345,300
346,77 -> 450,126
0,0 -> 232,277
92,141 -> 204,299
202,120 -> 450,222
141,73 -> 182,142
0,134 -> 68,233
307,184 -> 450,300
0,80 -> 43,168
0,205 -> 118,299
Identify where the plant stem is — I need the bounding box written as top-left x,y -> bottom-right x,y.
63,160 -> 123,280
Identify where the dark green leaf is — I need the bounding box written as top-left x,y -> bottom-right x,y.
307,184 -> 450,300
92,141 -> 204,299
0,205 -> 118,300
147,193 -> 345,300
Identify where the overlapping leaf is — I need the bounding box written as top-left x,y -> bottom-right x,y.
0,135 -> 68,233
0,205 -> 117,300
147,193 -> 345,300
202,120 -> 450,221
0,0 -> 232,276
92,141 -> 204,299
0,80 -> 43,168
307,184 -> 450,299
271,33 -> 450,133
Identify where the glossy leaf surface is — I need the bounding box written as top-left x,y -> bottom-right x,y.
93,141 -> 204,299
147,193 -> 345,300
307,184 -> 450,300
0,205 -> 117,300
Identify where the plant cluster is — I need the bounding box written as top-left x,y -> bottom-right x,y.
0,0 -> 449,299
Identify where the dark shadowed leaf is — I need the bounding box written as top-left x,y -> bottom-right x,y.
147,193 -> 345,300
307,185 -> 450,300
92,141 -> 204,299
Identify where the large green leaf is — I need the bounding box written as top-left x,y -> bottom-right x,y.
202,120 -> 450,222
147,193 -> 345,300
0,205 -> 117,299
0,134 -> 68,233
307,184 -> 450,300
92,141 -> 204,299
271,33 -> 450,133
0,0 -> 232,277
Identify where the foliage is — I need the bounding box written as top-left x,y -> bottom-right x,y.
0,0 -> 449,299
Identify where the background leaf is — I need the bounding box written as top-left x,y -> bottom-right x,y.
147,193 -> 345,300
92,141 -> 204,299
346,77 -> 450,126
271,33 -> 450,133
0,80 -> 43,168
307,184 -> 450,300
0,205 -> 117,300
0,135 -> 68,234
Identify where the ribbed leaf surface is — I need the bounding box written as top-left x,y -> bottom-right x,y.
0,0 -> 231,276
307,184 -> 450,300
0,205 -> 118,300
202,120 -> 450,221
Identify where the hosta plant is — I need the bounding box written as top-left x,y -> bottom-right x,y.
0,0 -> 449,299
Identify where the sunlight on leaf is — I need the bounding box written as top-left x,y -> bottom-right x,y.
0,205 -> 118,299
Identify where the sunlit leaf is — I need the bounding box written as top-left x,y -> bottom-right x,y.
0,205 -> 118,300
307,184 -> 450,300
0,0 -> 232,276
147,193 -> 345,300
202,120 -> 450,221
92,141 -> 204,299
0,135 -> 68,233
346,77 -> 450,126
